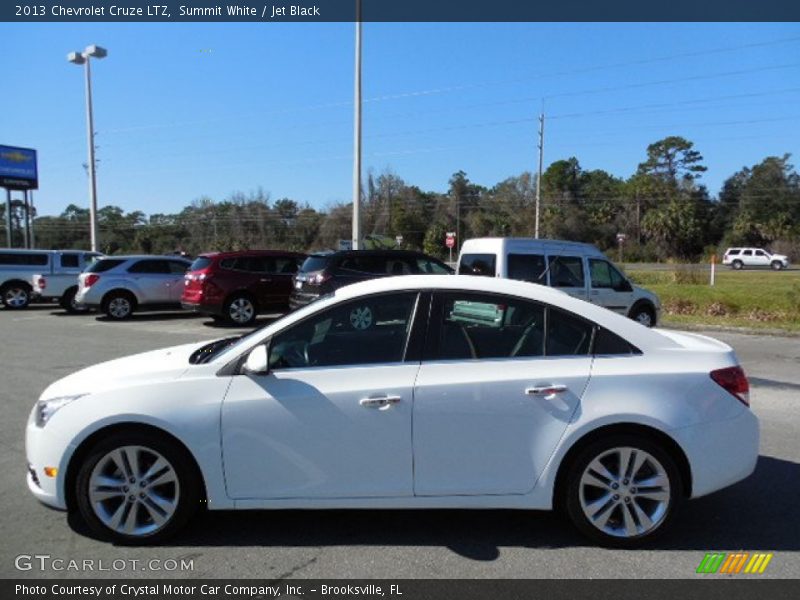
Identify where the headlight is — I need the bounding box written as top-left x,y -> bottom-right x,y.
35,394 -> 87,428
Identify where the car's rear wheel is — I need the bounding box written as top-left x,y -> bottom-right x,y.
75,432 -> 200,545
565,435 -> 682,547
2,283 -> 31,309
103,292 -> 135,320
225,294 -> 257,326
60,286 -> 87,314
771,261 -> 784,271
732,260 -> 744,270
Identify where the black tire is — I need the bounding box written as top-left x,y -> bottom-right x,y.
564,434 -> 682,548
60,286 -> 87,314
74,430 -> 201,545
103,291 -> 136,320
732,260 -> 744,270
224,294 -> 257,326
629,303 -> 656,328
1,282 -> 31,309
771,261 -> 784,271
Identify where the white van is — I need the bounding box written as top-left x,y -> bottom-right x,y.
457,238 -> 661,326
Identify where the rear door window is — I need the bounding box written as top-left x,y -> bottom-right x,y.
0,252 -> 48,266
59,253 -> 80,268
547,256 -> 585,288
507,254 -> 547,283
546,308 -> 593,356
128,259 -> 171,274
458,254 -> 496,277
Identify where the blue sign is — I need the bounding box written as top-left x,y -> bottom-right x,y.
0,145 -> 38,190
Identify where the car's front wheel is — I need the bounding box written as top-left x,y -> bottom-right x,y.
629,304 -> 655,327
771,261 -> 784,271
75,431 -> 200,545
565,435 -> 682,547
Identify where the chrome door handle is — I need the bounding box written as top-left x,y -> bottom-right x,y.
359,395 -> 402,409
260,278 -> 272,283
525,384 -> 568,396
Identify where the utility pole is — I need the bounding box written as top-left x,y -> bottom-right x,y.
351,0 -> 362,250
535,112 -> 544,239
4,189 -> 11,247
28,190 -> 35,248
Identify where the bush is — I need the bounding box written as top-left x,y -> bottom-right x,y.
671,266 -> 705,285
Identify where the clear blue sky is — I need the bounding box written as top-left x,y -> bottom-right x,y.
1,22 -> 799,218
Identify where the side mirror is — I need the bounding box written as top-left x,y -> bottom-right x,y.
243,344 -> 269,375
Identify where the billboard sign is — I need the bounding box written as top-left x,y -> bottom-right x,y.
0,145 -> 38,190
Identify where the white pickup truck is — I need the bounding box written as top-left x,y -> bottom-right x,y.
31,272 -> 87,312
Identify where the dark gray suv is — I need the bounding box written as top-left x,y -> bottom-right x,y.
289,249 -> 452,311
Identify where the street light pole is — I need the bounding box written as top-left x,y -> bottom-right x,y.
351,0 -> 362,250
84,55 -> 99,253
68,45 -> 107,253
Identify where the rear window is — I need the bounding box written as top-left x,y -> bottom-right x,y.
86,259 -> 125,273
300,255 -> 333,273
190,257 -> 213,271
0,252 -> 48,266
593,328 -> 640,355
458,254 -> 496,276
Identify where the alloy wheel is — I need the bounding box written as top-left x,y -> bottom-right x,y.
578,446 -> 671,539
88,445 -> 180,537
4,287 -> 29,308
634,310 -> 653,327
229,297 -> 255,324
108,297 -> 132,318
349,306 -> 373,330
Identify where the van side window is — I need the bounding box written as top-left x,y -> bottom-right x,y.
589,259 -> 626,290
458,254 -> 495,277
548,256 -> 584,288
508,254 -> 546,283
0,252 -> 48,266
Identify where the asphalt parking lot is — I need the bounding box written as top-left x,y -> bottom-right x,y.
1,305 -> 798,579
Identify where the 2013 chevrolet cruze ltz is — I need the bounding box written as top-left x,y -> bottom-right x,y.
26,275 -> 758,546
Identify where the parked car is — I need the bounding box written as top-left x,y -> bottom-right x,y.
181,250 -> 306,325
722,247 -> 790,270
0,249 -> 101,310
289,249 -> 453,311
75,255 -> 191,320
458,238 -> 661,327
25,275 -> 757,546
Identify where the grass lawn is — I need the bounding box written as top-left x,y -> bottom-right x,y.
625,268 -> 800,332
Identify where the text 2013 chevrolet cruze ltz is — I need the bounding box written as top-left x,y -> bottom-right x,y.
26,275 -> 758,546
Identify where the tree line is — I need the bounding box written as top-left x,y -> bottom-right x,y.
3,136 -> 799,261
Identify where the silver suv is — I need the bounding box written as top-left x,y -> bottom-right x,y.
722,248 -> 790,270
75,255 -> 191,319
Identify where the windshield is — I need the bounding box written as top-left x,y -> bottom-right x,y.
190,256 -> 213,271
300,255 -> 333,273
86,258 -> 126,273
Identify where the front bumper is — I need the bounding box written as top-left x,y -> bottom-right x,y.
672,408 -> 759,499
25,420 -> 72,510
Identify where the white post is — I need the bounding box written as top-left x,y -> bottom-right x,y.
710,254 -> 716,286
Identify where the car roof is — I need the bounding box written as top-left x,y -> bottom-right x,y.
200,250 -> 306,259
308,249 -> 442,259
98,255 -> 191,261
460,237 -> 605,256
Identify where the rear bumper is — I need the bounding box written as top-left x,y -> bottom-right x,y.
181,301 -> 223,316
672,408 -> 759,499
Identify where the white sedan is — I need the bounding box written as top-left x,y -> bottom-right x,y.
26,275 -> 758,546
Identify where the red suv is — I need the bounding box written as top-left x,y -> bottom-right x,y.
182,250 -> 306,325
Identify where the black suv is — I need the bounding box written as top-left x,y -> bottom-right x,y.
289,249 -> 453,310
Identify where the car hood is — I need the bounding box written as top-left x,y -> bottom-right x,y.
39,341 -> 207,400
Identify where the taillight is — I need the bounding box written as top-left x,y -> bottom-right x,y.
37,277 -> 46,290
710,366 -> 750,407
84,274 -> 100,288
307,271 -> 332,286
